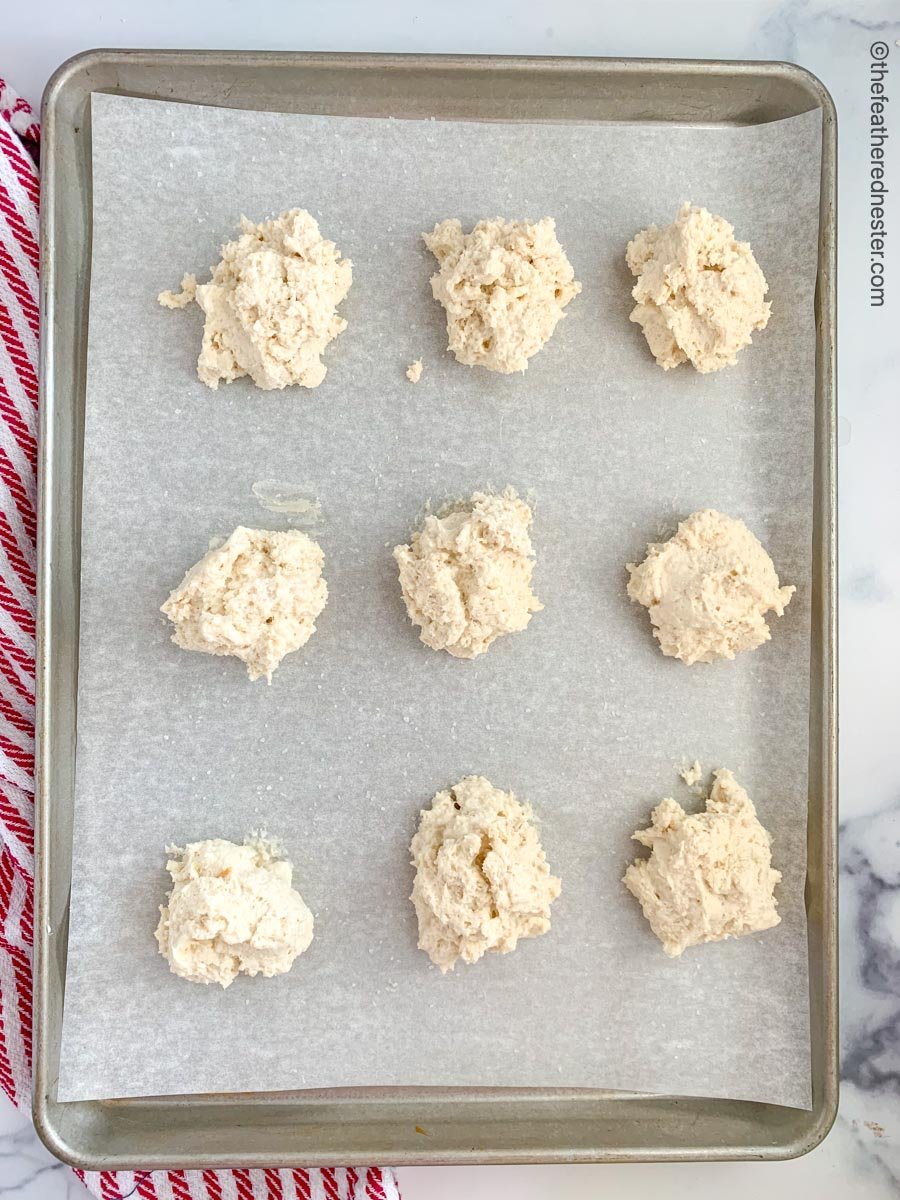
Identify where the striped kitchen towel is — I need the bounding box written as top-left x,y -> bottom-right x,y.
0,75 -> 400,1200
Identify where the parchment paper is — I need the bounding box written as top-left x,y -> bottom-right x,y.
57,93 -> 822,1108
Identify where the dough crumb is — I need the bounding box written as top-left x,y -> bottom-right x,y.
161,526 -> 327,682
627,202 -> 770,373
410,775 -> 561,972
156,837 -> 314,987
406,359 -> 424,383
158,272 -> 197,309
680,760 -> 703,788
394,488 -> 542,658
423,217 -> 580,373
626,509 -> 794,664
159,208 -> 352,390
623,769 -> 781,957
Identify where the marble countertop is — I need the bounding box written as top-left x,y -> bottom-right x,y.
2,0 -> 898,1196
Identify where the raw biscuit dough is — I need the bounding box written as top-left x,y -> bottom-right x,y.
626,202 -> 771,373
423,217 -> 581,373
161,526 -> 327,682
159,208 -> 352,390
406,359 -> 423,383
155,837 -> 314,987
680,760 -> 703,788
623,769 -> 781,957
626,509 -> 795,664
410,775 -> 561,972
393,488 -> 542,658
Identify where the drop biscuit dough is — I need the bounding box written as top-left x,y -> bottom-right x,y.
159,208 -> 352,390
156,837 -> 314,987
626,509 -> 794,665
410,775 -> 561,972
626,202 -> 770,373
394,489 -> 542,658
162,526 -> 327,682
623,769 -> 781,957
423,217 -> 580,373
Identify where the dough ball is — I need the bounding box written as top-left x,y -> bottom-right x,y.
626,509 -> 794,664
626,202 -> 770,373
159,208 -> 352,390
410,775 -> 561,972
162,526 -> 328,682
423,217 -> 581,373
393,488 -> 542,659
623,769 -> 781,957
156,837 -> 314,987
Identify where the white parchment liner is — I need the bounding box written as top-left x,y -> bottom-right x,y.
57,95 -> 821,1107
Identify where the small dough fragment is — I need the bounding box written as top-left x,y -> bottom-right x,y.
162,526 -> 327,682
410,775 -> 561,972
159,208 -> 352,390
423,217 -> 580,373
394,488 -> 542,658
406,359 -> 424,383
623,768 -> 781,957
627,202 -> 770,373
156,837 -> 314,987
680,760 -> 703,788
626,509 -> 794,664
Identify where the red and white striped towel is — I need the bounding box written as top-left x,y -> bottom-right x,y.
0,76 -> 401,1200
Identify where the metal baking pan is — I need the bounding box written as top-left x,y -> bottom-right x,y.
35,50 -> 837,1168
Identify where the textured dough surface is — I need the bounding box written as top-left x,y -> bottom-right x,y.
155,837 -> 314,987
158,208 -> 352,390
410,775 -> 561,972
162,526 -> 327,682
393,489 -> 542,658
626,202 -> 770,373
423,217 -> 580,373
623,769 -> 781,957
626,509 -> 794,665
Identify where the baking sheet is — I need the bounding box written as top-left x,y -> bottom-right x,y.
57,93 -> 821,1108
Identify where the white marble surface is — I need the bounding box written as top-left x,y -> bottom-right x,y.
2,0 -> 898,1196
